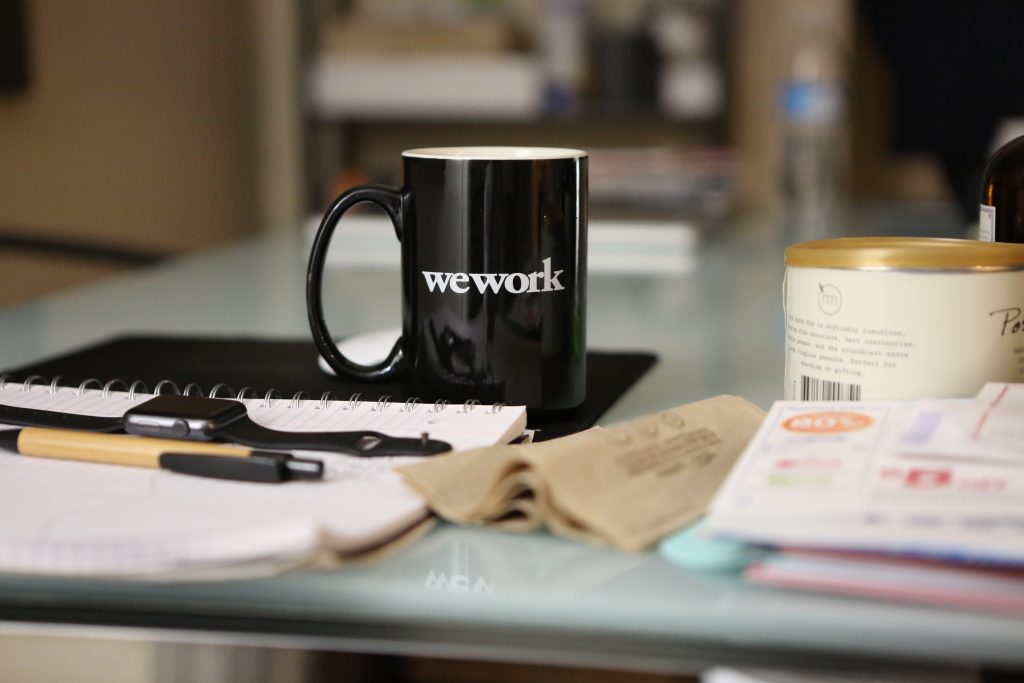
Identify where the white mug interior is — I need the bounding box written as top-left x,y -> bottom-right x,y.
403,146 -> 586,160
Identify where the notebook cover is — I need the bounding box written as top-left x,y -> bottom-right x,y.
3,336 -> 657,442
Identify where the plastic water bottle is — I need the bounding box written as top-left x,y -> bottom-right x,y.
779,8 -> 847,223
541,0 -> 588,116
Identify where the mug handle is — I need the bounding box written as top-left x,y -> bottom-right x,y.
306,185 -> 406,381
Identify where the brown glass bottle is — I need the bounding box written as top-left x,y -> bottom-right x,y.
981,135 -> 1024,242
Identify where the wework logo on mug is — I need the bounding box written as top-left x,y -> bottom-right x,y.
422,258 -> 565,294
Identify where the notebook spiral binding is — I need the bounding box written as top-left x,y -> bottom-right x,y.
0,374 -> 505,414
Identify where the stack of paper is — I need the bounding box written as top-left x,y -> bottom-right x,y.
702,383 -> 1024,613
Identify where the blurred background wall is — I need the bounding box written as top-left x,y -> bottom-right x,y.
0,1 -> 261,305
3,0 -> 1016,307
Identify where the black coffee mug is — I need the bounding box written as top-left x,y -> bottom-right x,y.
307,147 -> 588,410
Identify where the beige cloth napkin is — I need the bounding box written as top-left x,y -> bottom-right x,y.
397,395 -> 766,551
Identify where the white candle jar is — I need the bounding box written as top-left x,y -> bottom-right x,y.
784,237 -> 1024,400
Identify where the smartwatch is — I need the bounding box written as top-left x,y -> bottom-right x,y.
123,395 -> 451,456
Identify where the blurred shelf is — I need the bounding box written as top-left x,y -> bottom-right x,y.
308,54 -> 544,121
308,55 -> 722,126
300,1 -> 734,215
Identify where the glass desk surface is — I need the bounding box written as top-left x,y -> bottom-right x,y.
0,214 -> 1019,674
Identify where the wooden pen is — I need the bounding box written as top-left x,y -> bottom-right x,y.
0,427 -> 323,482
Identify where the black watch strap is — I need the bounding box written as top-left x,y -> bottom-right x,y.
219,415 -> 452,457
0,397 -> 452,457
0,403 -> 123,432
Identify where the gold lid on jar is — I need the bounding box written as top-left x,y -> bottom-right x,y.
785,237 -> 1024,270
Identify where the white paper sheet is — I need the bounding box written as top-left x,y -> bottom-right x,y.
0,441 -> 427,575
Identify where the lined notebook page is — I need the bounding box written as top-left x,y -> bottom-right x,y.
0,446 -> 427,576
0,382 -> 527,450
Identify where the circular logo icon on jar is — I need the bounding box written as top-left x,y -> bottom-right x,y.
782,411 -> 874,433
817,283 -> 842,315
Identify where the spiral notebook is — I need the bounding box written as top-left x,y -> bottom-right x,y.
0,378 -> 522,577
0,377 -> 527,453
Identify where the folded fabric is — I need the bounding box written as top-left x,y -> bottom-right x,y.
398,395 -> 766,551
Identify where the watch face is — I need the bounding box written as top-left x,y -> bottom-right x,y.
123,395 -> 250,441
126,395 -> 248,423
